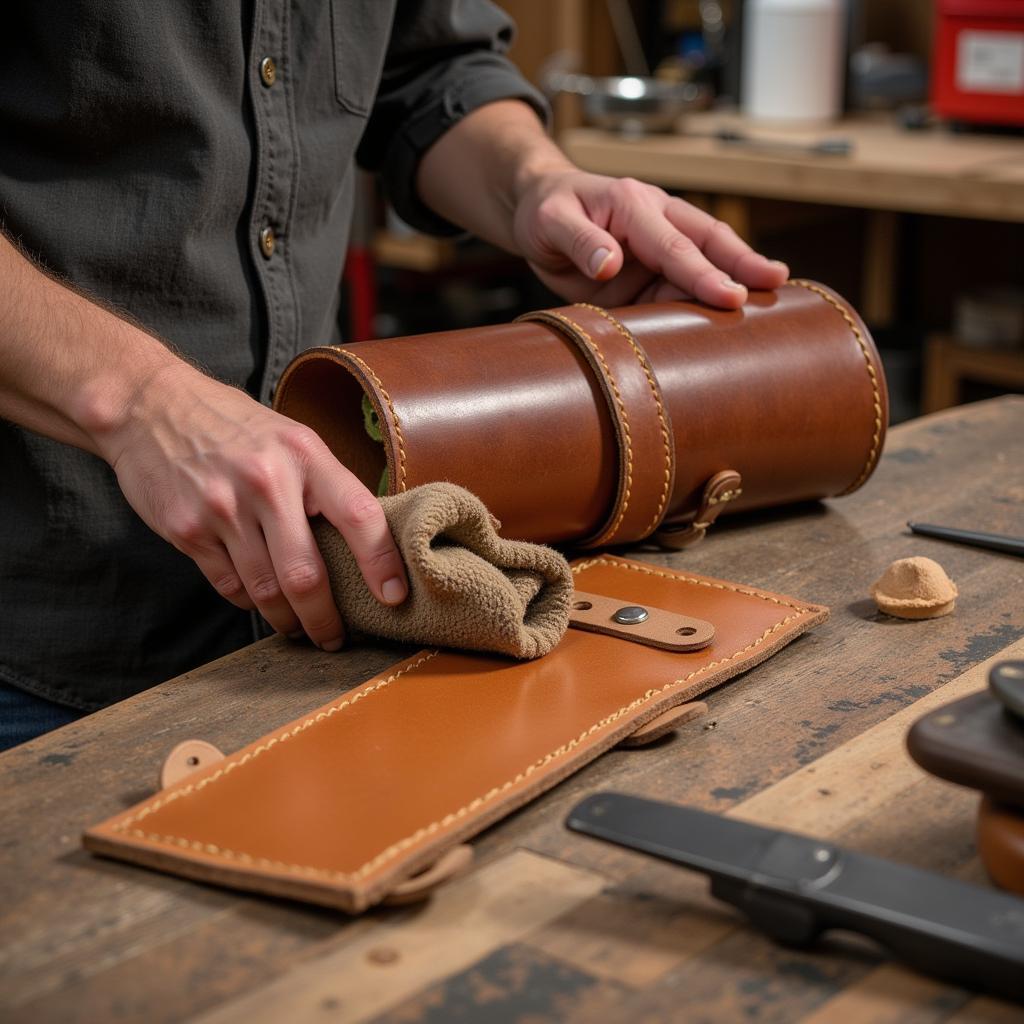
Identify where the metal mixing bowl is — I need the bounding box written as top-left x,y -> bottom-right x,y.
547,73 -> 710,135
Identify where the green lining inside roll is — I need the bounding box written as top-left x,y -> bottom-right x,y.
362,394 -> 389,496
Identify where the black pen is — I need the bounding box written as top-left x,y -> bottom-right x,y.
907,522 -> 1024,558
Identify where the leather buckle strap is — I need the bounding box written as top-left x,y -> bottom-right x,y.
655,469 -> 743,549
517,304 -> 675,547
569,590 -> 714,651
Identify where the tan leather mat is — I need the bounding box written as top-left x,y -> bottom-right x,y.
83,555 -> 828,912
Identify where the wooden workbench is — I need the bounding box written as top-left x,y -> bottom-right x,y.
561,112 -> 1024,224
2,397 -> 1023,1023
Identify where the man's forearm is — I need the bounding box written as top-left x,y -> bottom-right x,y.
0,230 -> 408,646
415,99 -> 569,254
0,232 -> 185,457
414,98 -> 787,310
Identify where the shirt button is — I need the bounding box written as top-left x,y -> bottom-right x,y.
260,56 -> 277,87
259,226 -> 276,259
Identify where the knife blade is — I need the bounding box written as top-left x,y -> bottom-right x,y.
566,792 -> 1024,1001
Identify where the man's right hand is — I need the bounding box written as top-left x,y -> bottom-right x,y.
0,233 -> 407,649
99,363 -> 409,650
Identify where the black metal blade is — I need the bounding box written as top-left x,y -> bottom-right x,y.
567,792 -> 1024,1001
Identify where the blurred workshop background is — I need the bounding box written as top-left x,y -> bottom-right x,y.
346,0 -> 1024,424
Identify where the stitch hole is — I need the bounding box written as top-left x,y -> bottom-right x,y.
573,601 -> 593,610
676,627 -> 697,636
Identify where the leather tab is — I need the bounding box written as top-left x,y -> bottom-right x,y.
160,740 -> 225,790
382,844 -> 475,905
569,590 -> 714,651
655,470 -> 743,549
618,701 -> 708,748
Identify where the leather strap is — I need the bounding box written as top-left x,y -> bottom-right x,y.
655,470 -> 744,549
380,844 -> 475,905
517,304 -> 675,547
569,590 -> 714,651
616,701 -> 708,748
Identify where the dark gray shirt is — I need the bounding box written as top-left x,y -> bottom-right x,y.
0,0 -> 545,710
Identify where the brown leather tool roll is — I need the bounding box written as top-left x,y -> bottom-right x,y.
274,280 -> 887,548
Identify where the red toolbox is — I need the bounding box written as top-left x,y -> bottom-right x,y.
932,0 -> 1024,126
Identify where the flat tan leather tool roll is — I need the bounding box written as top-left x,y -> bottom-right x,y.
84,555 -> 828,912
274,280 -> 887,548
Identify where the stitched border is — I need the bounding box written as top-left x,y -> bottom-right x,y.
107,558 -> 815,882
114,651 -> 439,830
575,304 -> 674,536
785,280 -> 884,495
570,557 -> 805,611
530,310 -> 635,545
338,349 -> 408,493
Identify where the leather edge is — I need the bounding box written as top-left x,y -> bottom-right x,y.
787,280 -> 889,496
273,344 -> 402,497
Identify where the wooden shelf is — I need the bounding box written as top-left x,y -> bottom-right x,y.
373,231 -> 456,273
922,335 -> 1024,413
561,113 -> 1024,223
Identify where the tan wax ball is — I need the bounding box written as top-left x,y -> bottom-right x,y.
870,556 -> 958,620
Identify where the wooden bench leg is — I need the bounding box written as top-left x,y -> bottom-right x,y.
714,195 -> 753,243
922,335 -> 960,413
862,210 -> 900,328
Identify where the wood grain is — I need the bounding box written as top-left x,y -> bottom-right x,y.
194,850 -> 606,1024
1,397 -> 1022,1022
561,115 -> 1024,222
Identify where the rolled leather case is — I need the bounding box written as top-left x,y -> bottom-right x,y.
83,555 -> 828,913
274,280 -> 887,548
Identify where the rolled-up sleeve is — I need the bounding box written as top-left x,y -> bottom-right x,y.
356,0 -> 550,235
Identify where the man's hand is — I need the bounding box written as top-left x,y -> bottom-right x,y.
512,169 -> 788,308
416,100 -> 788,308
0,233 -> 407,649
98,364 -> 408,650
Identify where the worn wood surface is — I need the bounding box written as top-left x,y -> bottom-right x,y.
1,396 -> 1022,1023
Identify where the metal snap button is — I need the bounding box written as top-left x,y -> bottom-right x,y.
260,56 -> 277,87
259,225 -> 276,259
612,605 -> 649,625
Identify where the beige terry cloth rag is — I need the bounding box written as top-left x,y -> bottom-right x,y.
313,482 -> 574,659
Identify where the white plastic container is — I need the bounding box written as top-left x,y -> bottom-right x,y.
742,0 -> 846,123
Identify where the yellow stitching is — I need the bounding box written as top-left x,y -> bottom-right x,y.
569,556 -> 805,610
538,311 -> 634,545
785,281 -> 883,495
575,303 -> 673,536
109,558 -> 816,880
114,651 -> 439,830
117,613 -> 804,883
346,611 -> 803,879
338,349 -> 408,493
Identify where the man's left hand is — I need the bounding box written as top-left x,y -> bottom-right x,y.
512,168 -> 788,308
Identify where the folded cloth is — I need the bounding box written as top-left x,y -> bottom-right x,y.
314,483 -> 574,659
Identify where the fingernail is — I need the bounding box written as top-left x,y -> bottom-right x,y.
588,247 -> 612,278
721,276 -> 746,291
287,630 -> 305,640
769,259 -> 789,271
381,577 -> 407,605
322,637 -> 344,653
